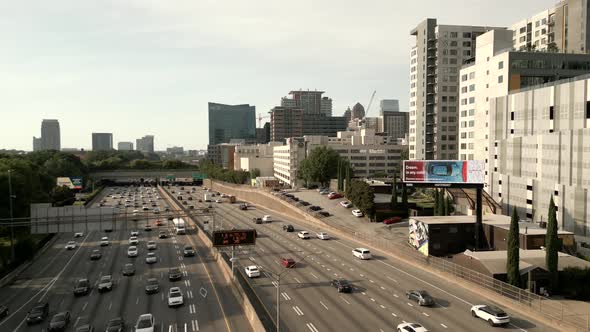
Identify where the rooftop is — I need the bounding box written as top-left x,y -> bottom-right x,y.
463,249 -> 590,274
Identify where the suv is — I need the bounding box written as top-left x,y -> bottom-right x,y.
98,275 -> 113,292
26,302 -> 49,325
352,248 -> 371,260
316,232 -> 329,240
282,225 -> 294,232
471,304 -> 510,326
297,231 -> 310,239
331,279 -> 352,293
183,245 -> 195,257
73,278 -> 90,296
406,290 -> 434,306
168,267 -> 182,281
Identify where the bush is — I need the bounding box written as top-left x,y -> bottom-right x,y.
14,237 -> 36,262
559,267 -> 590,300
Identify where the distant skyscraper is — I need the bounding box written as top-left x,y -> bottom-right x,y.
379,99 -> 400,115
281,90 -> 332,116
32,137 -> 42,151
118,142 -> 134,151
92,133 -> 113,151
40,119 -> 61,150
256,122 -> 271,144
208,102 -> 256,145
343,107 -> 352,122
351,103 -> 365,119
136,135 -> 155,153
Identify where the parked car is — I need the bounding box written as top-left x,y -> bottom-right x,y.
281,257 -> 296,268
352,209 -> 364,217
253,217 -> 262,224
396,323 -> 428,332
75,324 -> 94,332
129,236 -> 139,245
339,200 -> 353,208
309,205 -> 322,211
239,203 -> 248,210
316,232 -> 329,240
130,230 -> 139,236
26,302 -> 49,325
331,279 -> 352,293
352,248 -> 371,260
384,216 -> 403,224
406,290 -> 434,306
328,192 -> 342,199
299,201 -> 311,206
316,211 -> 330,217
471,304 -> 510,326
282,224 -> 294,232
297,231 -> 310,239
244,265 -> 260,278
74,232 -> 84,238
47,311 -> 70,332
319,189 -> 330,195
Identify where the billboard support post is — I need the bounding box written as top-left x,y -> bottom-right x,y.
476,186 -> 483,250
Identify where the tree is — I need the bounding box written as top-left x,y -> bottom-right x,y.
297,146 -> 341,187
507,208 -> 521,287
337,159 -> 344,191
434,190 -> 440,215
348,180 -> 375,220
444,196 -> 451,216
51,185 -> 75,206
546,196 -> 559,291
547,42 -> 559,53
345,161 -> 352,197
249,168 -> 261,180
437,190 -> 445,216
390,173 -> 398,210
401,184 -> 408,213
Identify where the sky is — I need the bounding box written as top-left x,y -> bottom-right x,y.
0,0 -> 555,151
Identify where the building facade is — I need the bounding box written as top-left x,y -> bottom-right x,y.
256,122 -> 271,144
409,19 -> 502,161
40,119 -> 61,151
92,133 -> 113,151
136,135 -> 154,153
270,107 -> 303,141
488,74 -> 590,237
281,90 -> 332,116
273,138 -> 307,187
208,102 -> 256,145
117,142 -> 134,151
234,142 -> 282,177
380,99 -> 400,114
32,137 -> 42,151
381,111 -> 409,141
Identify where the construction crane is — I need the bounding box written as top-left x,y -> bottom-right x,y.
257,114 -> 270,128
365,90 -> 376,118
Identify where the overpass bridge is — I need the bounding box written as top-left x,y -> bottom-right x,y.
90,169 -> 204,183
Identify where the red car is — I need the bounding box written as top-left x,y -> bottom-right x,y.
281,258 -> 296,268
156,220 -> 164,226
383,216 -> 402,225
327,192 -> 342,200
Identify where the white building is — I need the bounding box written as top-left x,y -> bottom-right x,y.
118,142 -> 134,151
273,138 -> 306,188
234,142 -> 282,177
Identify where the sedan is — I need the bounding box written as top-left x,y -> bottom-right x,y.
97,275 -> 113,292
168,267 -> 182,281
327,192 -> 342,199
316,232 -> 329,240
168,287 -> 184,307
331,279 -> 352,293
130,230 -> 139,236
90,250 -> 102,260
145,253 -> 158,264
128,246 -> 138,257
145,278 -> 159,294
135,314 -> 155,332
339,200 -> 353,208
122,263 -> 135,276
73,278 -> 90,296
147,241 -> 157,250
129,236 -> 139,245
281,257 -> 296,268
352,209 -> 364,217
282,225 -> 294,232
158,231 -> 168,239
262,215 -> 272,223
74,232 -> 84,238
26,302 -> 49,325
471,304 -> 510,326
100,237 -> 109,246
105,317 -> 125,332
297,231 -> 310,239
244,265 -> 260,278
384,216 -> 403,224
65,241 -> 76,250
48,311 -> 70,332
396,323 -> 428,332
406,290 -> 434,306
183,245 -> 195,257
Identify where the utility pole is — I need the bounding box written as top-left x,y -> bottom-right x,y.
8,169 -> 15,262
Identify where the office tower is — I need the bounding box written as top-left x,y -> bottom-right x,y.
380,112 -> 409,141
409,19 -> 502,161
256,122 -> 271,144
270,107 -> 303,141
343,107 -> 352,122
136,135 -> 155,153
117,142 -> 134,151
32,137 -> 42,151
40,119 -> 61,150
351,103 -> 365,119
92,133 -> 113,151
379,99 -> 400,114
208,102 -> 256,145
281,90 -> 332,116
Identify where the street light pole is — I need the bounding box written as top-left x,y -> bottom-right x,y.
8,169 -> 15,262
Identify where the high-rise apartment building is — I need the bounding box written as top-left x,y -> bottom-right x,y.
40,119 -> 61,150
32,137 -> 42,151
208,102 -> 256,145
281,90 -> 332,116
117,142 -> 134,151
136,135 -> 154,153
409,19 -> 502,160
92,133 -> 113,151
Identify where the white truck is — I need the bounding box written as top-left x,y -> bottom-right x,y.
173,218 -> 186,235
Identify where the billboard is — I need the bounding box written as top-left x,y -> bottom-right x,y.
212,229 -> 256,247
403,160 -> 484,184
56,177 -> 83,190
409,218 -> 429,256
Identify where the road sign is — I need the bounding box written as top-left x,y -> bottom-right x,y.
212,229 -> 256,247
166,175 -> 175,181
192,172 -> 205,180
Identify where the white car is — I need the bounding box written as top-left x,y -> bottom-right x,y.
100,237 -> 109,246
167,287 -> 184,307
133,209 -> 139,214
129,236 -> 139,245
65,241 -> 77,250
145,252 -> 158,264
339,201 -> 352,208
147,241 -> 157,250
471,304 -> 510,326
352,248 -> 371,260
316,232 -> 329,240
135,313 -> 155,332
142,206 -> 149,211
297,231 -> 310,239
74,232 -> 84,238
127,246 -> 138,257
244,265 -> 260,278
396,322 -> 428,332
352,209 -> 364,217
262,215 -> 272,223
130,230 -> 139,237
215,199 -> 222,203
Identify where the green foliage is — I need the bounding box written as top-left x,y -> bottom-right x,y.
437,190 -> 445,216
337,160 -> 344,192
85,150 -> 193,171
249,168 -> 261,180
559,267 -> 590,300
507,208 -> 521,287
546,196 -> 559,291
199,159 -> 250,184
347,180 -> 375,219
14,237 -> 35,262
51,185 -> 75,207
297,146 -> 341,187
344,161 -> 352,197
401,184 -> 408,212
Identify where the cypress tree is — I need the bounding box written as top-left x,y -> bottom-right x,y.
444,196 -> 450,216
391,174 -> 398,210
507,208 -> 521,287
437,190 -> 445,216
337,159 -> 343,191
434,190 -> 439,215
401,184 -> 408,215
546,196 -> 559,291
345,162 -> 352,197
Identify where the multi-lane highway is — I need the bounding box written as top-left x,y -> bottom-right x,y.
168,185 -> 557,332
0,185 -> 252,332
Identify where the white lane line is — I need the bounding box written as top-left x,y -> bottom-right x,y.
184,323 -> 187,332
380,286 -> 386,290
294,277 -> 302,284
306,322 -> 319,332
108,302 -> 112,311
260,248 -> 266,252
272,281 -> 279,288
380,304 -> 386,309
391,312 -> 397,317
82,302 -> 88,311
387,276 -> 398,283
393,294 -> 399,298
422,312 -> 429,317
169,325 -> 173,332
194,320 -> 200,331
407,302 -> 413,307
340,296 -> 351,305
293,306 -> 304,316
320,301 -> 329,310
310,273 -> 319,279
191,320 -> 196,331
369,279 -> 375,283
360,274 -> 364,277
74,317 -> 81,327
370,298 -> 376,302
440,323 -> 448,329
136,297 -> 139,304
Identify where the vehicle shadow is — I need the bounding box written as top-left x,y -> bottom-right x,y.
504,317 -> 538,330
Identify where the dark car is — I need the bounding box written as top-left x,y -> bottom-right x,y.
309,206 -> 322,211
145,278 -> 159,294
26,302 -> 49,325
188,196 -> 193,200
105,317 -> 124,332
331,279 -> 352,293
75,324 -> 95,332
316,211 -> 330,217
183,245 -> 195,257
122,264 -> 135,276
158,231 -> 168,239
299,201 -> 310,206
90,250 -> 102,260
73,278 -> 90,296
384,216 -> 403,225
281,257 -> 296,268
0,304 -> 8,319
48,311 -> 70,332
282,225 -> 294,232
168,267 -> 182,281
406,290 -> 434,306
253,217 -> 262,224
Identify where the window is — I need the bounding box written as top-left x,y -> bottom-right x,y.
510,111 -> 515,120
535,21 -> 540,27
498,75 -> 504,83
461,86 -> 468,93
463,32 -> 471,38
549,106 -> 554,120
461,99 -> 467,105
463,50 -> 471,56
450,58 -> 457,64
519,27 -> 526,33
468,120 -> 474,127
461,132 -> 467,139
469,72 -> 475,79
449,96 -> 456,102
469,109 -> 475,116
461,74 -> 468,81
519,36 -> 526,42
450,40 -> 458,47
450,49 -> 458,55
468,97 -> 475,104
463,41 -> 472,47
498,61 -> 504,69
469,84 -> 475,91
450,32 -> 458,38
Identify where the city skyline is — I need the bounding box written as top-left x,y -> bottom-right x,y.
0,0 -> 554,151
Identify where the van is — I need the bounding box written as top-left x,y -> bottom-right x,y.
352,248 -> 371,260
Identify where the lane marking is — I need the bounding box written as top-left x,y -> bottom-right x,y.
422,312 -> 429,317
340,296 -> 351,305
293,306 -> 304,316
320,301 -> 329,310
391,312 -> 397,317
281,292 -> 291,301
310,273 -> 319,279
306,322 -> 319,332
294,277 -> 302,284
441,323 -> 448,329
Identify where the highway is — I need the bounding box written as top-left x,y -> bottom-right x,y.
169,185 -> 558,332
0,185 -> 251,332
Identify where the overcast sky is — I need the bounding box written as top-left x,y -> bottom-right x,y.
0,0 -> 555,151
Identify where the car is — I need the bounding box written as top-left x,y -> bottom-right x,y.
316,211 -> 330,217
299,201 -> 311,206
130,230 -> 139,236
183,245 -> 195,257
281,257 -> 296,268
123,263 -> 136,276
328,192 -> 342,199
339,200 -> 353,208
65,241 -> 77,250
298,231 -> 310,239
309,205 -> 322,211
145,278 -> 159,294
331,279 -> 352,293
127,246 -> 138,257
168,287 -> 184,307
168,267 -> 182,281
90,250 -> 102,260
26,302 -> 49,325
104,226 -> 113,233
352,209 -> 364,217
0,304 -> 8,319
396,322 -> 428,332
352,248 -> 372,260
319,189 -> 330,195
105,317 -> 125,332
239,203 -> 248,210
182,201 -> 188,205
471,304 -> 510,326
142,206 -> 149,211
48,311 -> 70,332
145,252 -> 158,264
158,231 -> 168,239
74,232 -> 84,238
144,224 -> 152,231
406,290 -> 435,306
244,265 -> 260,278
147,241 -> 156,250
75,324 -> 95,332
282,224 -> 294,232
156,220 -> 164,226
384,216 -> 403,224
135,313 -> 155,332
189,205 -> 195,209
253,217 -> 262,224
262,215 -> 272,223
100,237 -> 109,246
129,236 -> 139,245
133,209 -> 139,214
316,232 -> 330,240
188,196 -> 193,201
73,278 -> 90,296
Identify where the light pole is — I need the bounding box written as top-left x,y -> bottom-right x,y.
7,169 -> 15,262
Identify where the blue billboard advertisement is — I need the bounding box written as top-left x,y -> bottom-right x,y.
403,160 -> 484,184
